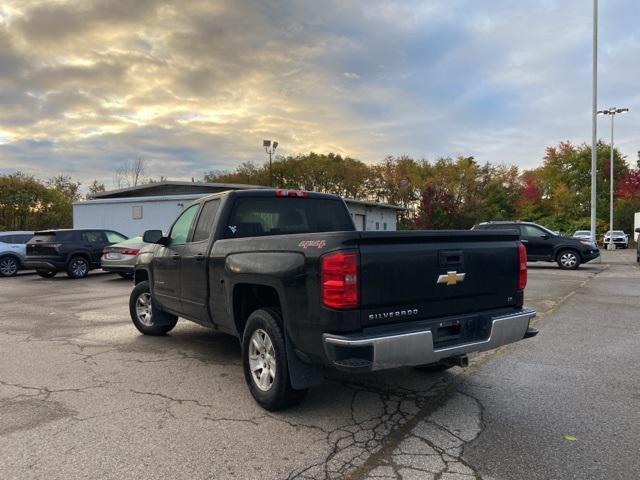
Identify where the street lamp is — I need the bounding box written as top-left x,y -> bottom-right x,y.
263,139 -> 278,187
597,107 -> 629,249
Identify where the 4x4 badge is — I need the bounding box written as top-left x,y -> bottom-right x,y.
437,271 -> 466,286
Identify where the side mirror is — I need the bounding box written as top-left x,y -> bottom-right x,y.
143,229 -> 165,244
635,228 -> 640,233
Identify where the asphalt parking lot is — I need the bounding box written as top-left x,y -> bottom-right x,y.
1,250 -> 638,480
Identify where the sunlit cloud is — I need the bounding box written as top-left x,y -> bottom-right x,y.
0,0 -> 638,187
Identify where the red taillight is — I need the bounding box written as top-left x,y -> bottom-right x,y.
275,189 -> 308,197
103,247 -> 140,255
518,242 -> 527,290
321,251 -> 358,309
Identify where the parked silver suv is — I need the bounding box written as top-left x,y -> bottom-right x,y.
0,231 -> 34,277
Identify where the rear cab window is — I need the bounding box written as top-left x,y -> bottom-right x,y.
225,197 -> 354,239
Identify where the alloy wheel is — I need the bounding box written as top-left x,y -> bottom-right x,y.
560,252 -> 577,268
71,258 -> 88,277
0,257 -> 18,276
248,329 -> 276,392
135,292 -> 153,326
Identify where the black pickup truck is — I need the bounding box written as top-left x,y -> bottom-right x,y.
130,189 -> 537,410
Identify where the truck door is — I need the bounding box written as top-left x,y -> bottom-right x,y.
180,199 -> 220,322
152,204 -> 198,314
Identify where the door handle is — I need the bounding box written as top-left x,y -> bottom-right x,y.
521,239 -> 528,243
171,254 -> 181,261
195,253 -> 205,262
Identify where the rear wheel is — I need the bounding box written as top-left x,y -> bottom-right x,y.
242,308 -> 307,411
129,281 -> 178,335
67,256 -> 89,279
0,256 -> 19,277
557,250 -> 580,270
36,269 -> 57,278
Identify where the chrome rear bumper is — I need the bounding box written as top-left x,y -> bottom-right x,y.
323,308 -> 536,371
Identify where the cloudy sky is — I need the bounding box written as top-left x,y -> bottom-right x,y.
0,0 -> 638,187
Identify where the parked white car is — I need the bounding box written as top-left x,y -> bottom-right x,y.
602,230 -> 628,248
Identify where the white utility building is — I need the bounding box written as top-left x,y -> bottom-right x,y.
73,182 -> 403,237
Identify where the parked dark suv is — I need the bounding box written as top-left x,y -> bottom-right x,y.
25,229 -> 128,278
472,221 -> 600,269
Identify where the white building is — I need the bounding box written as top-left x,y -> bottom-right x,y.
73,182 -> 403,237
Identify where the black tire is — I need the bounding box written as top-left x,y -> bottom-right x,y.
118,272 -> 134,279
67,256 -> 90,279
0,256 -> 19,277
36,269 -> 57,278
129,281 -> 178,335
556,249 -> 581,270
242,308 -> 307,411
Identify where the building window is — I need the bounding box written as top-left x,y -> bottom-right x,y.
132,206 -> 143,220
383,222 -> 387,230
375,222 -> 380,230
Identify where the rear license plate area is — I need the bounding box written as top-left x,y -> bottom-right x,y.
432,316 -> 491,349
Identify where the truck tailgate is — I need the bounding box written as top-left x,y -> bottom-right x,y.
358,231 -> 521,327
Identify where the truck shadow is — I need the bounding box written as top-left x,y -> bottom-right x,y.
124,323 -> 455,399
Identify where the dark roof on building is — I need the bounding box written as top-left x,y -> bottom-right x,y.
90,181 -> 404,211
90,181 -> 266,199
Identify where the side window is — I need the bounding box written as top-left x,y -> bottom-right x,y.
192,199 -> 220,243
17,234 -> 33,244
520,225 -> 544,237
82,231 -> 107,243
0,235 -> 8,244
105,231 -> 127,243
169,204 -> 198,245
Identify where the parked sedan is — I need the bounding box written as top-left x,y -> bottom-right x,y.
101,236 -> 146,278
0,231 -> 34,277
602,230 -> 628,248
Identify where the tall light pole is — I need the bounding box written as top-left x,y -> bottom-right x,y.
590,0 -> 598,242
597,107 -> 629,249
263,139 -> 278,187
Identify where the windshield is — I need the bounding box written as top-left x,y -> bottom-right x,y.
574,231 -> 591,236
606,231 -> 624,235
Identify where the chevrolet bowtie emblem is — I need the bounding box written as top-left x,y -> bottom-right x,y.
437,271 -> 466,286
